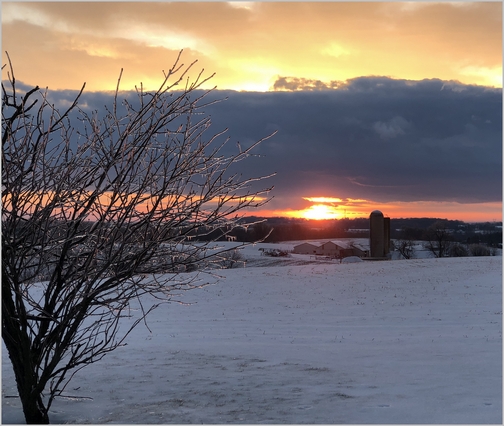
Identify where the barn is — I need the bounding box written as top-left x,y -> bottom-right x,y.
348,242 -> 369,258
316,241 -> 351,258
293,240 -> 370,258
292,242 -> 319,255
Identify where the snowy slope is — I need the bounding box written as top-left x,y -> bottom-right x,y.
2,252 -> 502,424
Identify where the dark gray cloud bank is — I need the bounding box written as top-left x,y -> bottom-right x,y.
38,76 -> 502,211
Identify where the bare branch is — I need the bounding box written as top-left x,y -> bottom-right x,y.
2,52 -> 275,424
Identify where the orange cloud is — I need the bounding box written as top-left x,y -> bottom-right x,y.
3,189 -> 269,222
2,2 -> 501,91
303,197 -> 343,204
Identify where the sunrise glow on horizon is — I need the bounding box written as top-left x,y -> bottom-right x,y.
251,198 -> 503,223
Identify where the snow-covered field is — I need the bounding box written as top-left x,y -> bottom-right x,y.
2,242 -> 502,424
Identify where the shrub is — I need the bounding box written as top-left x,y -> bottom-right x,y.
469,244 -> 491,256
448,243 -> 469,257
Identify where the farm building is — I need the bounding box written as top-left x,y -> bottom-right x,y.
316,241 -> 353,258
293,240 -> 369,258
292,242 -> 319,255
349,243 -> 368,257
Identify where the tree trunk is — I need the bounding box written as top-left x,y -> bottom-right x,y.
3,279 -> 50,424
19,390 -> 49,424
4,338 -> 50,424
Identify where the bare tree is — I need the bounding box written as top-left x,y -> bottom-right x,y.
393,239 -> 415,259
424,221 -> 453,258
2,51 -> 275,424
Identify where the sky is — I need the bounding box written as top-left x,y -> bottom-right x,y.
2,1 -> 502,222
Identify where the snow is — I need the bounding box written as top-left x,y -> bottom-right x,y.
2,242 -> 502,424
341,256 -> 363,263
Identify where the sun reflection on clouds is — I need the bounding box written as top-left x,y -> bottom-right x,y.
303,197 -> 343,204
61,38 -> 121,59
227,2 -> 256,11
225,59 -> 281,92
114,23 -> 216,57
320,42 -> 352,58
2,3 -> 59,29
458,65 -> 502,88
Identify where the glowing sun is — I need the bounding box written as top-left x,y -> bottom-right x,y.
301,204 -> 342,220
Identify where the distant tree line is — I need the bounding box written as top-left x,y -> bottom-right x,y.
201,217 -> 502,247
395,220 -> 502,259
397,220 -> 502,248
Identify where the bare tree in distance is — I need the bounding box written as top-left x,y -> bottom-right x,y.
424,220 -> 453,258
393,239 -> 415,259
2,51 -> 275,424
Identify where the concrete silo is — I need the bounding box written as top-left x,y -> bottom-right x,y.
369,210 -> 390,259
